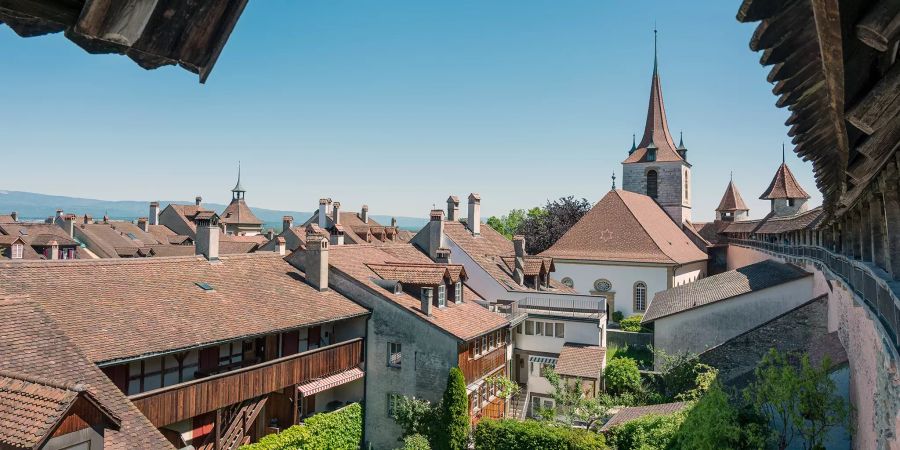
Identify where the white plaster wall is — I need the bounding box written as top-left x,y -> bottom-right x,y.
673,261 -> 706,287
514,320 -> 600,354
552,260 -> 669,317
445,236 -> 511,302
653,275 -> 814,365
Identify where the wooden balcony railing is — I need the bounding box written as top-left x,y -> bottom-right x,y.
459,345 -> 507,385
129,338 -> 364,427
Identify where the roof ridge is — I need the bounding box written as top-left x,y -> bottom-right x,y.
614,190 -> 677,264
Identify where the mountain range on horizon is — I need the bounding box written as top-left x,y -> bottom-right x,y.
0,190 -> 428,231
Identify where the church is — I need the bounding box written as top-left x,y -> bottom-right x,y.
541,32 -> 708,319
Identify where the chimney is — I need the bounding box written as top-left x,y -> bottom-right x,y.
428,209 -> 445,260
266,228 -> 275,240
513,235 -> 526,286
391,217 -> 397,228
63,215 -> 75,238
436,247 -> 451,264
195,196 -> 202,206
149,202 -> 160,225
55,209 -> 64,222
276,236 -> 286,256
361,205 -> 369,223
305,229 -> 329,291
318,198 -> 331,228
282,215 -> 294,232
49,240 -> 59,260
195,215 -> 220,261
332,201 -> 341,225
83,215 -> 92,225
447,196 -> 459,221
467,193 -> 481,236
137,217 -> 149,232
420,287 -> 433,316
330,224 -> 345,246
9,212 -> 17,222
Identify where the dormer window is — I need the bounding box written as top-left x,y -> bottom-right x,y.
454,281 -> 463,303
437,284 -> 447,308
11,244 -> 23,259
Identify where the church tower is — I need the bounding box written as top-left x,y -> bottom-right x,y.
622,30 -> 692,224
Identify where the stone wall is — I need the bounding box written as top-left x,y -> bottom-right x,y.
771,197 -> 809,217
622,160 -> 690,223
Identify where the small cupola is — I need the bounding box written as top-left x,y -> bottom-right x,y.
676,131 -> 688,161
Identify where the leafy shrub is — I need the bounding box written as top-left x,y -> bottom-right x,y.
474,419 -> 605,450
604,357 -> 642,396
619,314 -> 645,332
398,434 -> 431,450
612,311 -> 624,323
241,403 -> 362,450
436,367 -> 470,450
392,396 -> 439,442
649,351 -> 718,402
606,411 -> 684,450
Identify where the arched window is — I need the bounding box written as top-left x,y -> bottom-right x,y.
593,279 -> 612,292
634,282 -> 647,312
646,171 -> 658,199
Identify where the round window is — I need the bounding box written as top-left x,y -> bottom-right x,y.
593,279 -> 612,292
561,277 -> 574,288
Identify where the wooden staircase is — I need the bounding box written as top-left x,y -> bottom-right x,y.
196,396 -> 268,450
507,383 -> 529,420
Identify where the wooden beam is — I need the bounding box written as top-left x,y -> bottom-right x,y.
75,0 -> 158,47
856,0 -> 900,52
846,62 -> 900,134
0,0 -> 80,26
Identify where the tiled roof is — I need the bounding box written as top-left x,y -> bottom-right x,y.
759,163 -> 811,200
643,260 -> 811,322
499,256 -> 554,277
716,180 -> 749,212
220,199 -> 263,225
541,190 -> 707,264
366,263 -> 466,285
722,218 -> 764,234
600,402 -> 689,431
0,297 -> 172,449
754,207 -> 824,234
554,344 -> 605,380
0,223 -> 78,247
690,221 -> 729,246
322,244 -> 505,341
622,55 -> 683,164
305,210 -> 386,244
0,253 -> 368,363
0,237 -> 43,260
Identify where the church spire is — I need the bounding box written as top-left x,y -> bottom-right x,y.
232,162 -> 245,200
633,28 -> 678,160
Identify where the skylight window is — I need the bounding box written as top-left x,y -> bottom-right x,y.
18,229 -> 27,236
195,282 -> 215,291
126,232 -> 138,240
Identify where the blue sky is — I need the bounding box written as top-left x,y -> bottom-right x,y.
0,1 -> 818,221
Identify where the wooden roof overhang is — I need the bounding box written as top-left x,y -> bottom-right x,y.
738,0 -> 900,224
0,0 -> 249,83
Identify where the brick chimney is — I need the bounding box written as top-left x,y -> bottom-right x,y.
276,236 -> 286,256
282,215 -> 294,232
436,247 -> 451,264
305,229 -> 329,291
137,217 -> 149,232
513,235 -> 526,286
361,205 -> 369,224
9,212 -> 17,222
195,215 -> 220,261
149,202 -> 160,225
447,196 -> 459,221
420,287 -> 433,316
467,193 -> 481,236
195,196 -> 202,206
428,209 -> 445,260
332,202 -> 341,225
63,215 -> 75,238
266,229 -> 275,240
49,240 -> 59,260
318,198 -> 331,228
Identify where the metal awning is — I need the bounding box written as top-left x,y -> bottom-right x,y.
528,356 -> 558,365
297,367 -> 364,396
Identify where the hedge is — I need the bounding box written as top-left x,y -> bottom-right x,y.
604,357 -> 642,396
474,419 -> 605,450
240,403 -> 362,450
619,314 -> 644,332
605,411 -> 685,450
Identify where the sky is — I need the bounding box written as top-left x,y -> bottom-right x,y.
0,0 -> 820,221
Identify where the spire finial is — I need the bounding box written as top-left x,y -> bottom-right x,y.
611,172 -> 616,190
232,161 -> 245,196
678,130 -> 683,147
653,25 -> 658,75
782,143 -> 785,163
730,171 -> 733,182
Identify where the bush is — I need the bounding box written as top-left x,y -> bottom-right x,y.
606,411 -> 684,450
436,367 -> 470,450
619,314 -> 644,332
604,357 -> 642,396
474,419 -> 605,450
241,402 -> 362,450
392,396 -> 439,442
398,434 -> 431,450
612,311 -> 624,323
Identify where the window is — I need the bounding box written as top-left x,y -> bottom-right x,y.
684,171 -> 689,201
788,198 -> 795,207
525,320 -> 534,335
516,323 -> 523,334
387,393 -> 402,416
593,279 -> 612,292
554,323 -> 565,338
454,282 -> 462,303
535,321 -> 544,336
488,332 -> 495,350
388,342 -> 402,368
11,244 -> 23,259
634,282 -> 647,312
561,277 -> 574,288
647,170 -> 658,199
474,337 -> 481,355
437,284 -> 446,307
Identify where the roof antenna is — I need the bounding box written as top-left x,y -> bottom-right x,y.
782,143 -> 785,164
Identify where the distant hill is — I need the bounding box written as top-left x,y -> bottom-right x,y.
0,190 -> 427,232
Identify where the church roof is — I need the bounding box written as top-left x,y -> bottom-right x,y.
623,33 -> 684,165
541,190 -> 707,265
759,163 -> 810,200
220,199 -> 263,225
716,180 -> 750,212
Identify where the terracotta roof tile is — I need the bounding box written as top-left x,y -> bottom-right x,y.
554,344 -> 605,380
754,207 -> 824,234
600,402 -> 689,431
0,374 -> 81,449
643,260 -> 811,322
622,57 -> 683,164
759,163 -> 811,200
220,199 -> 263,225
716,180 -> 749,212
541,190 -> 707,264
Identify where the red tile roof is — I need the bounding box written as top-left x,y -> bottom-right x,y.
0,254 -> 368,363
600,402 -> 689,431
554,344 -> 605,380
366,263 -> 466,285
622,56 -> 684,164
220,199 -> 263,225
716,180 -> 749,212
759,163 -> 811,200
542,190 -> 707,264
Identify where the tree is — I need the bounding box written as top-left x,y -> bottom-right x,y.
435,367 -> 470,450
485,375 -> 519,418
517,197 -> 590,254
651,350 -> 718,402
672,383 -> 745,450
392,396 -> 439,442
604,357 -> 642,397
486,209 -> 525,239
398,434 -> 431,450
794,355 -> 848,450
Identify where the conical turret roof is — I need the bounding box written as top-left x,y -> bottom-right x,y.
759,163 -> 811,200
716,180 -> 749,212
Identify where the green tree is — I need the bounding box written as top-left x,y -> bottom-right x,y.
486,209 -> 525,239
604,357 -> 642,397
672,383 -> 743,449
606,411 -> 684,450
436,367 -> 470,450
651,350 -> 719,402
398,434 -> 431,450
795,356 -> 848,450
392,396 -> 439,442
485,375 -> 520,418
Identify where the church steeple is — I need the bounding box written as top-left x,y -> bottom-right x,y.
231,162 -> 245,200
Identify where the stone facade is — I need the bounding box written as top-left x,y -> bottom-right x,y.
770,197 -> 809,217
622,160 -> 691,224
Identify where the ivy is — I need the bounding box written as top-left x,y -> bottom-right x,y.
240,403 -> 362,450
474,419 -> 605,450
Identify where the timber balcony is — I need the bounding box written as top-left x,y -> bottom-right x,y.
128,338 -> 364,428
730,239 -> 900,353
495,295 -> 607,325
460,345 -> 507,385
